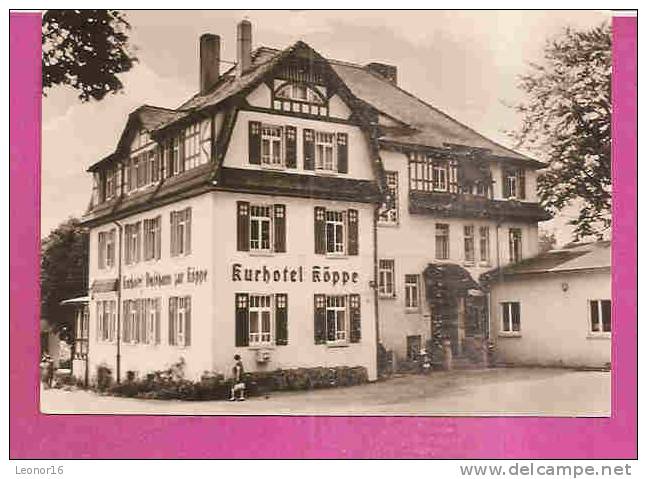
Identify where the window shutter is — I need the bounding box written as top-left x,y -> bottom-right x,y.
517,169 -> 526,200
285,126 -> 297,168
96,303 -> 103,341
273,204 -> 286,253
178,134 -> 186,173
155,217 -> 162,260
314,294 -> 326,344
155,299 -> 161,345
303,128 -> 315,170
275,293 -> 288,346
169,297 -> 177,346
98,172 -> 106,203
136,222 -> 141,262
248,121 -> 261,165
237,201 -> 250,252
123,301 -> 130,344
314,206 -> 326,254
185,208 -> 192,255
170,211 -> 177,256
337,132 -> 348,173
347,209 -> 359,256
184,297 -> 191,346
98,234 -> 105,269
235,293 -> 249,347
349,294 -> 361,343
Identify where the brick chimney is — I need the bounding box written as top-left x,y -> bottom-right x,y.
366,62 -> 398,85
200,33 -> 221,94
236,20 -> 252,77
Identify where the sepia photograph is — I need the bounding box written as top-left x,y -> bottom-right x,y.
35,9 -> 615,418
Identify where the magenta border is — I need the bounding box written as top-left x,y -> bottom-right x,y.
10,12 -> 637,459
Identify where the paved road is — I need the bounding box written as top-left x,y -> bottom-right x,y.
40,367 -> 610,416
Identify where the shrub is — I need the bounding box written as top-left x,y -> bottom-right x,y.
104,363 -> 369,401
96,364 -> 113,391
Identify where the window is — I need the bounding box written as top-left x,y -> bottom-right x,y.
147,149 -> 160,184
105,167 -> 116,200
432,162 -> 448,191
123,298 -> 160,345
314,294 -> 361,345
237,202 -> 286,253
261,125 -> 283,166
124,222 -> 141,265
408,153 -> 458,193
479,226 -> 490,263
96,300 -> 116,342
250,205 -> 272,252
435,224 -> 450,260
326,295 -> 347,342
273,82 -> 327,116
98,229 -> 116,269
249,294 -> 272,345
404,274 -> 420,309
314,207 -> 357,256
326,210 -> 346,254
509,228 -> 522,263
170,208 -> 191,256
406,335 -> 422,360
315,131 -> 336,171
171,136 -> 182,176
589,300 -> 611,334
464,225 -> 475,264
379,259 -> 395,298
169,296 -> 191,346
143,216 -> 161,261
184,123 -> 201,171
501,302 -> 521,333
378,171 -> 399,224
503,168 -> 526,199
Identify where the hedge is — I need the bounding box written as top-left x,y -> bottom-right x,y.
103,360 -> 369,401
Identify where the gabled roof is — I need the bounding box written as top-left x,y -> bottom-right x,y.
88,105 -> 184,172
173,44 -> 536,163
481,241 -> 611,283
89,39 -> 540,171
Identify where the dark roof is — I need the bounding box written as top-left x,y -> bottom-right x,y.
88,40 -> 540,171
481,241 -> 611,283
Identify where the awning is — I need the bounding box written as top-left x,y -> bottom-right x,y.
59,296 -> 90,306
423,263 -> 481,296
90,279 -> 119,293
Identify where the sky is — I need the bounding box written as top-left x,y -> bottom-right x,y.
42,9 -> 611,243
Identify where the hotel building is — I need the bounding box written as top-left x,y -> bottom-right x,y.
77,20 -> 548,382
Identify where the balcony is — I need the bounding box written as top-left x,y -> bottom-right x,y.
408,190 -> 551,222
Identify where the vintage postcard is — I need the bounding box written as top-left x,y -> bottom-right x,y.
10,8 -> 637,460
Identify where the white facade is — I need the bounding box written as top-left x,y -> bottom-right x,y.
488,269 -> 611,368
376,150 -> 540,361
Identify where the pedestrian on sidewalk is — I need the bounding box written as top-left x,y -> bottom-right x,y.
229,354 -> 246,401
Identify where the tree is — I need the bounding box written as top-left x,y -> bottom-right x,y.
41,218 -> 89,344
42,10 -> 137,102
538,229 -> 557,253
511,23 -> 611,240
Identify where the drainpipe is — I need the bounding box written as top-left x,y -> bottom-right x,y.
372,205 -> 380,368
112,220 -> 123,384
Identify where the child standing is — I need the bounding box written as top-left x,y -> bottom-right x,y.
229,354 -> 246,401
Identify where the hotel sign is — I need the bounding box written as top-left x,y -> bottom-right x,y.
232,263 -> 359,286
122,267 -> 208,289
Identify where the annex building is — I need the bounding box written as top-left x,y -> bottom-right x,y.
76,20 -> 548,383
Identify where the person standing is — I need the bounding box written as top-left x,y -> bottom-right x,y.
229,354 -> 246,401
